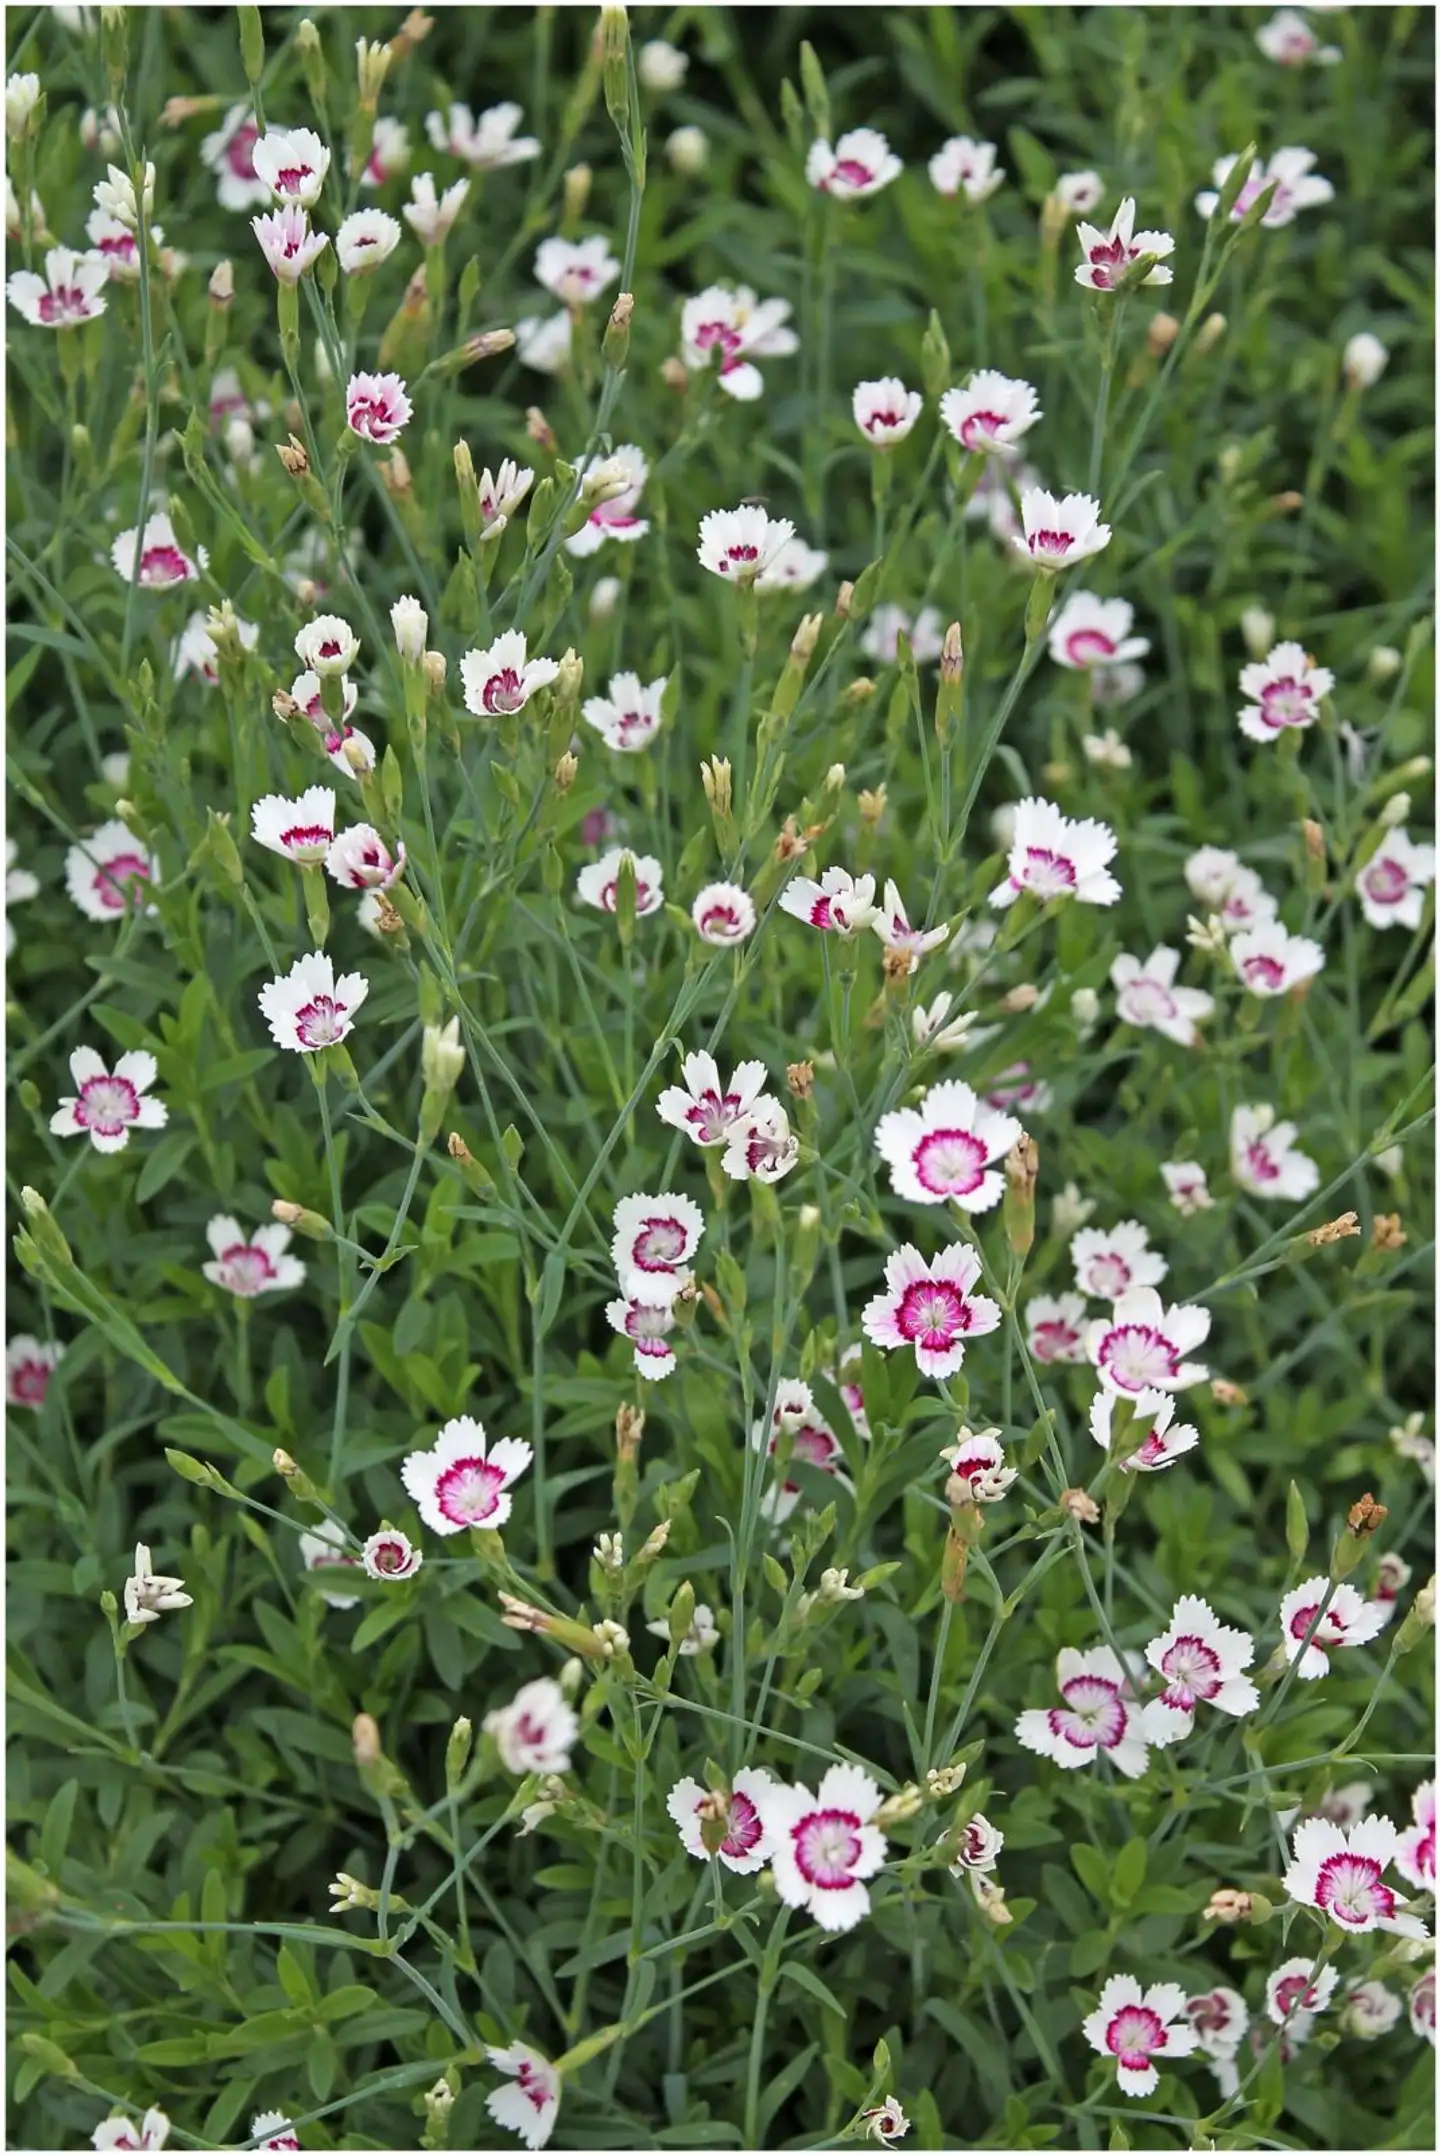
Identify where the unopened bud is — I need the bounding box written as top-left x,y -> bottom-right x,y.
271,1198 -> 331,1239
208,260 -> 234,308
701,755 -> 732,820
526,405 -> 557,451
555,648 -> 583,703
874,1784 -> 923,1828
1003,1133 -> 1038,1257
858,784 -> 886,827
1195,312 -> 1227,354
1210,1378 -> 1249,1407
602,290 -> 634,368
353,1712 -> 382,1767
1269,489 -> 1304,516
660,355 -> 688,392
615,1402 -> 645,1461
1242,605 -> 1275,658
563,162 -> 593,225
1147,310 -> 1180,355
1205,1888 -> 1254,1924
1367,644 -> 1403,684
555,751 -> 579,793
1060,1486 -> 1100,1525
1380,790 -> 1410,828
835,580 -> 854,618
423,650 -> 447,696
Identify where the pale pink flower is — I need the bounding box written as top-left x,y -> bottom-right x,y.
1087,1288 -> 1210,1395
1284,1814 -> 1430,1940
861,1243 -> 1001,1380
606,1294 -> 679,1379
1142,1594 -> 1258,1745
1183,846 -> 1278,933
534,233 -> 619,305
1055,171 -> 1105,215
251,201 -> 328,281
779,866 -> 877,937
402,1415 -> 533,1534
1257,11 -> 1341,65
1074,196 -> 1174,290
582,672 -> 665,751
110,511 -> 205,589
484,2041 -> 560,2151
566,444 -> 649,555
950,1811 -> 1004,1874
7,243 -> 108,326
756,537 -> 829,592
1229,1105 -> 1319,1202
359,116 -> 409,187
762,1763 -> 888,1931
805,129 -> 901,200
6,1334 -> 59,1410
1197,147 -> 1334,228
253,126 -> 330,206
325,824 -> 406,890
361,1529 -> 423,1582
989,796 -> 1120,910
1025,1292 -> 1089,1364
1356,827 -> 1435,931
1238,640 -> 1333,742
681,285 -> 797,401
1017,1647 -> 1150,1779
1395,1782 -> 1435,1893
1048,591 -> 1149,671
1265,1957 -> 1339,2029
1072,1220 -> 1167,1304
1111,947 -> 1215,1046
697,504 -> 796,582
692,881 -> 756,944
1161,1160 -> 1212,1215
300,1520 -> 361,1609
860,604 -> 946,665
873,1078 -> 1020,1210
257,950 -> 368,1052
51,1047 -> 167,1152
1231,921 -> 1325,997
928,135 -> 1003,203
1082,1974 -> 1197,2097
427,100 -> 540,169
871,880 -> 949,968
611,1191 -> 704,1304
939,370 -> 1040,455
65,819 -> 157,920
983,1063 -> 1053,1116
657,1052 -> 771,1148
202,1216 -> 305,1298
576,846 -> 664,917
752,1384 -> 848,1523
1090,1386 -> 1199,1472
403,170 -> 469,243
853,376 -> 923,444
476,457 -> 534,529
460,629 -> 559,716
346,369 -> 412,443
251,785 -> 336,866
1279,1575 -> 1387,1678
200,104 -> 267,211
667,1768 -> 776,1872
1012,488 -> 1111,569
1184,1986 -> 1249,2064
1338,1979 -> 1403,2038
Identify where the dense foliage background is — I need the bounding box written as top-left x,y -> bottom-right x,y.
5,5 -> 1435,2152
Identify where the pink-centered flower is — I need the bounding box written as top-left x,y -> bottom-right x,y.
939,370 -> 1041,455
983,1063 -> 1053,1116
697,504 -> 797,583
873,1078 -> 1021,1210
1184,846 -> 1279,934
402,1415 -> 533,1535
1196,147 -> 1334,228
251,200 -> 328,281
721,1098 -> 798,1184
779,865 -> 877,937
201,104 -> 268,211
611,1191 -> 704,1305
1161,1160 -> 1213,1216
1373,1550 -> 1412,1622
667,1769 -> 776,1872
460,629 -> 560,716
1266,1957 -> 1339,2027
91,2107 -> 171,2151
681,285 -> 798,401
1229,1104 -> 1319,1202
427,99 -> 540,169
111,511 -> 205,589
1047,591 -> 1150,672
1357,826 -> 1435,931
692,881 -> 756,945
485,2041 -> 560,2152
1238,640 -> 1334,742
861,1243 -> 1001,1380
1257,10 -> 1341,65
84,209 -> 164,282
756,537 -> 830,592
294,614 -> 360,676
6,1334 -> 59,1410
345,369 -> 412,443
940,1428 -> 1015,1503
762,1764 -> 888,1931
250,2112 -> 299,2152
1087,1288 -> 1210,1395
576,846 -> 665,918
990,796 -> 1121,910
1112,946 -> 1215,1045
950,1811 -> 1005,1874
1055,171 -> 1105,215
1410,1969 -> 1436,2046
1090,1385 -> 1200,1471
1279,1575 -> 1387,1678
64,819 -> 158,920
1082,1974 -> 1197,2097
1231,920 -> 1325,997
1284,1814 -> 1430,1940
359,115 -> 409,187
853,376 -> 923,444
805,128 -> 901,201
174,607 -> 259,685
300,1520 -> 360,1609
7,243 -> 108,326
871,880 -> 949,968
251,785 -> 337,866
1025,1292 -> 1089,1364
257,950 -> 368,1053
1072,1221 -> 1167,1303
50,1046 -> 167,1153
202,1216 -> 305,1298
325,824 -> 406,891
1013,487 -> 1112,569
1142,1594 -> 1259,1745
752,1382 -> 848,1523
1394,1781 -> 1435,1892
476,456 -> 535,530
485,1678 -> 577,1777
1017,1647 -> 1150,1779
534,233 -> 619,306
606,1293 -> 679,1379
253,126 -> 330,206
1074,196 -> 1174,290
657,1052 -> 772,1148
582,671 -> 665,751
566,444 -> 650,555
1338,1979 -> 1403,2039
928,135 -> 1004,203
1184,1986 -> 1249,2064
361,1528 -> 422,1582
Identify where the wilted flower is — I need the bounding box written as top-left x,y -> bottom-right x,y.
123,1543 -> 193,1627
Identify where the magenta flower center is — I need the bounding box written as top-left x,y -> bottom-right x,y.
10,1357 -> 50,1405
895,1279 -> 969,1349
699,903 -> 742,939
75,1074 -> 140,1135
1314,1851 -> 1393,1929
280,823 -> 333,859
1158,1634 -> 1222,1702
293,994 -> 348,1048
226,121 -> 260,178
1031,1318 -> 1079,1362
831,159 -> 874,189
1244,1140 -> 1281,1184
434,1454 -> 508,1526
1085,1252 -> 1133,1299
1187,1993 -> 1234,2037
1106,2003 -> 1166,2065
369,1536 -> 412,1574
1018,845 -> 1078,898
483,667 -> 526,714
91,852 -> 151,910
1029,527 -> 1075,557
1050,1675 -> 1126,1751
1100,1321 -> 1177,1391
1362,856 -> 1408,905
958,409 -> 1007,449
912,1126 -> 987,1197
37,285 -> 96,325
793,1806 -> 863,1887
631,1218 -> 689,1271
1065,629 -> 1116,665
275,162 -> 317,195
217,1242 -> 277,1295
720,1788 -> 764,1859
1242,954 -> 1286,990
1259,678 -> 1315,727
138,544 -> 193,585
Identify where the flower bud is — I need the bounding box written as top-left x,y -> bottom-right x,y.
390,593 -> 428,664
555,751 -> 579,793
1195,311 -> 1227,355
667,124 -> 708,175
1395,1576 -> 1435,1655
1147,311 -> 1180,355
602,289 -> 634,369
1003,1133 -> 1038,1257
1241,605 -> 1274,658
1343,332 -> 1388,391
874,1784 -> 923,1828
1204,1887 -> 1254,1924
660,355 -> 688,392
1060,1486 -> 1101,1524
526,405 -> 557,451
445,1715 -> 474,1789
1367,644 -> 1402,684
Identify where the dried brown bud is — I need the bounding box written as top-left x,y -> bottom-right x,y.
1372,1212 -> 1406,1251
526,405 -> 557,451
1205,1887 -> 1253,1924
276,435 -> 311,477
272,689 -> 301,721
1146,310 -> 1180,355
786,1061 -> 815,1101
773,816 -> 807,863
352,1712 -> 382,1767
615,1402 -> 646,1462
393,8 -> 434,54
273,1446 -> 298,1477
1060,1486 -> 1100,1525
790,611 -> 822,664
660,355 -> 688,392
272,1201 -> 303,1226
1301,818 -> 1325,864
607,290 -> 634,335
881,948 -> 913,988
554,751 -> 579,794
161,94 -> 214,127
1306,1211 -> 1360,1247
1346,1492 -> 1388,1539
841,678 -> 877,708
498,1593 -> 554,1634
463,328 -> 516,362
1210,1378 -> 1249,1407
857,784 -> 887,828
1000,982 -> 1040,1014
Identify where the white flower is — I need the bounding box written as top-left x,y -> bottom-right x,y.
939,370 -> 1041,454
648,1603 -> 719,1655
1090,1386 -> 1199,1472
359,115 -> 409,186
756,537 -> 829,591
1087,1287 -> 1210,1395
91,2105 -> 171,2151
1283,1815 -> 1430,1940
611,1191 -> 704,1305
252,127 -> 330,207
461,629 -> 559,716
1074,196 -> 1174,290
805,129 -> 902,201
1161,1160 -> 1212,1215
83,208 -> 164,282
874,1078 -> 1020,1210
990,796 -> 1120,910
390,594 -> 428,664
1343,330 -> 1388,389
295,614 -> 360,676
860,2096 -> 910,2144
51,1047 -> 167,1152
110,511 -> 204,589
667,1768 -> 776,1871
402,1416 -> 532,1534
251,786 -> 336,866
514,311 -> 572,373
576,846 -> 664,918
173,607 -> 258,685
1256,12 -> 1342,67
1025,1293 -> 1089,1365
1013,487 -> 1112,569
1265,1958 -> 1340,2030
200,105 -> 269,211
361,1529 -> 423,1582
427,100 -> 540,169
251,201 -> 328,281
1090,660 -> 1147,707
123,1543 -> 192,1627
1230,921 -> 1325,997
1196,147 -> 1335,228
1083,728 -> 1131,770
336,207 -> 401,274
249,2114 -> 299,2152
534,233 -> 619,305
762,1763 -> 889,1931
64,819 -> 157,920
6,1332 -> 59,1410
721,1098 -> 799,1184
929,135 -> 1003,203
657,1053 -> 772,1148
1230,1104 -> 1320,1202
1395,1782 -> 1436,1893
1016,1648 -> 1150,1781
93,161 -> 154,230
1338,1980 -> 1404,2039
202,1216 -> 305,1298
911,991 -> 976,1053
1111,947 -> 1215,1047
581,672 -> 664,752
1279,1576 -> 1387,1678
1047,591 -> 1149,671
1356,826 -> 1435,930
5,71 -> 40,139
1054,170 -> 1105,215
566,443 -> 649,554
871,880 -> 948,968
692,881 -> 756,944
949,1811 -> 1005,1875
1238,639 -> 1333,742
1184,846 -> 1279,932
258,951 -> 369,1052
299,1521 -> 360,1608
485,1680 -> 578,1778
697,504 -> 796,582
853,376 -> 923,444
680,285 -> 798,401
403,170 -> 469,243
941,1428 -> 1016,1504
1051,1180 -> 1097,1236
476,457 -> 534,528
1142,1594 -> 1259,1745
638,39 -> 689,90
1082,1974 -> 1197,2098
484,2041 -> 560,2151
779,865 -> 877,937
861,1243 -> 1001,1380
